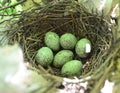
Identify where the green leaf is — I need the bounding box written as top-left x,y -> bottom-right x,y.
6,8 -> 16,14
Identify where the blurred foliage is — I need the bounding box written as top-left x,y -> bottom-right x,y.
0,44 -> 58,93
78,0 -> 119,16
22,0 -> 44,11
0,0 -> 22,16
0,44 -> 23,92
0,0 -> 23,44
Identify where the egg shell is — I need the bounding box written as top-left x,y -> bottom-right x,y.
61,60 -> 83,77
53,50 -> 74,68
45,31 -> 60,51
75,38 -> 91,58
60,33 -> 77,49
35,47 -> 53,67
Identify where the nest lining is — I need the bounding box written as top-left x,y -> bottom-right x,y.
1,0 -> 113,77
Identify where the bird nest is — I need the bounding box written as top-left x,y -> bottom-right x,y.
1,0 -> 113,75
0,0 -> 117,92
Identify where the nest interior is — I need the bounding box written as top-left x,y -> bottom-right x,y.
2,0 -> 113,77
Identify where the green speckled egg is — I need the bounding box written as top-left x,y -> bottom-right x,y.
45,31 -> 60,51
53,50 -> 74,68
35,47 -> 53,67
61,60 -> 83,77
60,33 -> 77,49
75,38 -> 92,58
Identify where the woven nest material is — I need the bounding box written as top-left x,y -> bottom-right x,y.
1,0 -> 113,78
